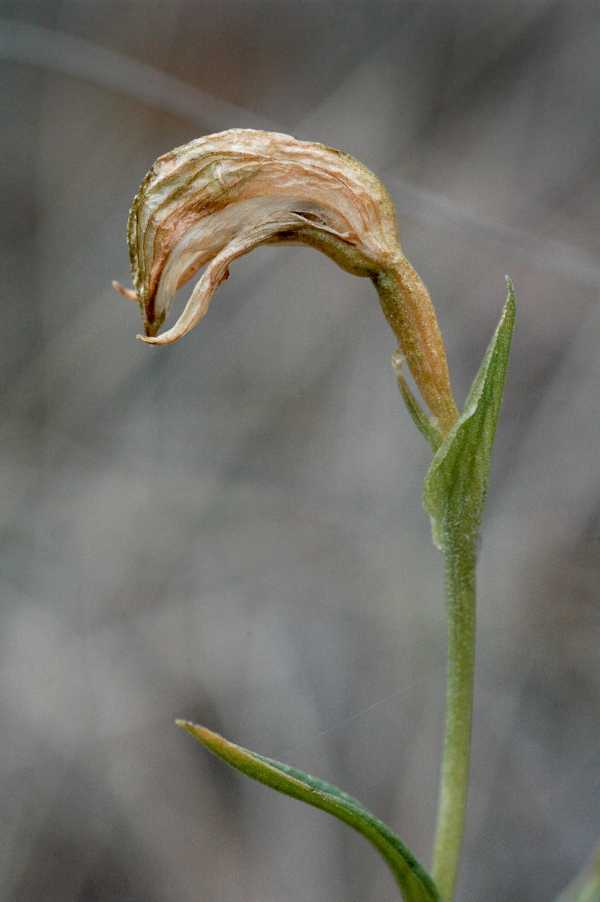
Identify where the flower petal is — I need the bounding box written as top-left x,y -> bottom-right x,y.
138,206 -> 322,345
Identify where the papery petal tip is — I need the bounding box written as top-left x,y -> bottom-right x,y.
112,280 -> 137,301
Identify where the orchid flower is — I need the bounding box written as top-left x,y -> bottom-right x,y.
114,129 -> 522,902
114,129 -> 458,434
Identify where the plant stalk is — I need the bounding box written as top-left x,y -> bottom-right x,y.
431,533 -> 477,902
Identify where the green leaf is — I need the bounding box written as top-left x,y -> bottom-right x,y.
392,351 -> 443,452
424,279 -> 516,553
176,720 -> 439,902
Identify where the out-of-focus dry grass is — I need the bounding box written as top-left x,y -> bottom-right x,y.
2,2 -> 599,900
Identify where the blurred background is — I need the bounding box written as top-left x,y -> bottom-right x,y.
2,2 -> 600,900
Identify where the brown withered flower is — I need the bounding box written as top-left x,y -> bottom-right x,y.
113,129 -> 458,434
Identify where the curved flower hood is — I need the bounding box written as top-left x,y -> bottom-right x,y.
114,129 -> 458,433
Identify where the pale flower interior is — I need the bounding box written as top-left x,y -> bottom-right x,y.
147,198 -> 346,345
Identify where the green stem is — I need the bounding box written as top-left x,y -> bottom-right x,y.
431,534 -> 477,902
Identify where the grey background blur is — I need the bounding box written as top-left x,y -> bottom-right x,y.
2,2 -> 600,900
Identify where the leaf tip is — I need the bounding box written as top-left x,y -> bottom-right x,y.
175,719 -> 226,752
504,274 -> 517,309
175,718 -> 206,736
175,718 -> 199,740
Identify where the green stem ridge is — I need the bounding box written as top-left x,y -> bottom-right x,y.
432,535 -> 476,901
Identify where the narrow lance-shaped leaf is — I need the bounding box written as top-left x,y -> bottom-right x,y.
392,350 -> 443,452
424,279 -> 516,553
177,720 -> 440,902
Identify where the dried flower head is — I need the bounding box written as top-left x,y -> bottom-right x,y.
114,129 -> 458,433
